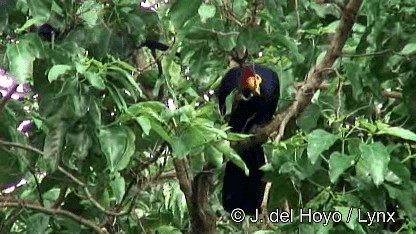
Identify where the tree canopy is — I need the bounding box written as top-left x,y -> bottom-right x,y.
1,0 -> 416,233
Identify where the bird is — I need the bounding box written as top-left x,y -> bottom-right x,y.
217,63 -> 280,215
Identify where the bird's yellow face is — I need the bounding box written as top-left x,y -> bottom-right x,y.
246,74 -> 262,95
241,66 -> 263,96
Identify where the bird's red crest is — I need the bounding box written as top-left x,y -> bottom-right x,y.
241,66 -> 255,87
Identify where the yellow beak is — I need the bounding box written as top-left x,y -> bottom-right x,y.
246,75 -> 262,95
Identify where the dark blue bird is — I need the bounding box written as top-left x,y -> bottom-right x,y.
217,64 -> 279,215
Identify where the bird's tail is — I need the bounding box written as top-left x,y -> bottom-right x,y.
222,144 -> 266,215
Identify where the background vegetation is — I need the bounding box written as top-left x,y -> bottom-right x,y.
1,0 -> 416,233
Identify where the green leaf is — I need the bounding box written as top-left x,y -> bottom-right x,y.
107,66 -> 141,94
359,142 -> 390,186
237,27 -> 267,54
110,175 -> 125,203
77,0 -> 101,27
26,213 -> 50,234
205,145 -> 223,168
232,0 -> 248,18
296,104 -> 321,132
335,207 -> 359,230
117,127 -> 136,171
273,34 -> 304,63
307,129 -> 338,164
85,72 -> 105,90
345,62 -> 363,100
16,16 -> 45,33
198,3 -> 216,23
43,121 -> 68,172
0,149 -> 24,188
218,33 -> 238,51
225,89 -> 238,116
99,126 -> 135,172
376,122 -> 416,142
48,65 -> 72,83
384,184 -> 416,218
227,132 -> 252,141
6,44 -> 35,83
328,152 -> 355,183
107,82 -> 128,111
137,116 -> 151,135
27,0 -> 52,20
147,121 -> 174,145
169,0 -> 202,30
172,125 -> 207,158
215,141 -> 249,176
401,43 -> 416,55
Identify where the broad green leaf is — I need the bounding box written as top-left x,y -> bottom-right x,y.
107,66 -> 141,94
237,27 -> 268,54
48,65 -> 72,83
205,145 -> 223,168
147,121 -> 174,145
273,34 -> 304,63
215,141 -> 248,176
359,142 -> 390,186
335,207 -> 358,230
401,43 -> 416,55
26,214 -> 50,234
110,175 -> 125,203
85,71 -> 105,90
43,121 -> 68,172
345,62 -> 363,100
232,0 -> 248,18
307,129 -> 338,164
198,3 -> 216,23
225,89 -> 238,116
99,126 -> 135,171
27,0 -> 51,20
169,0 -> 201,30
296,104 -> 321,132
172,125 -> 207,158
77,0 -> 101,27
218,33 -> 238,51
376,122 -> 416,142
137,116 -> 151,135
116,126 -> 136,171
6,44 -> 35,83
328,152 -> 355,183
384,184 -> 416,218
0,149 -> 24,188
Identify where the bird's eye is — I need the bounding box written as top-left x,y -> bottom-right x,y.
255,74 -> 262,81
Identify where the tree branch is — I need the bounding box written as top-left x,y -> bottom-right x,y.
173,158 -> 193,210
0,139 -> 134,217
234,0 -> 364,151
0,197 -> 107,233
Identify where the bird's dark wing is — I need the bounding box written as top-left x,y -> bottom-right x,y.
217,66 -> 242,115
219,64 -> 280,215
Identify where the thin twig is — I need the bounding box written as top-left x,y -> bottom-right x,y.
0,197 -> 106,233
0,139 -> 135,217
28,167 -> 44,206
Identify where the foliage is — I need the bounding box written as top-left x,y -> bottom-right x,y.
1,0 -> 416,233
